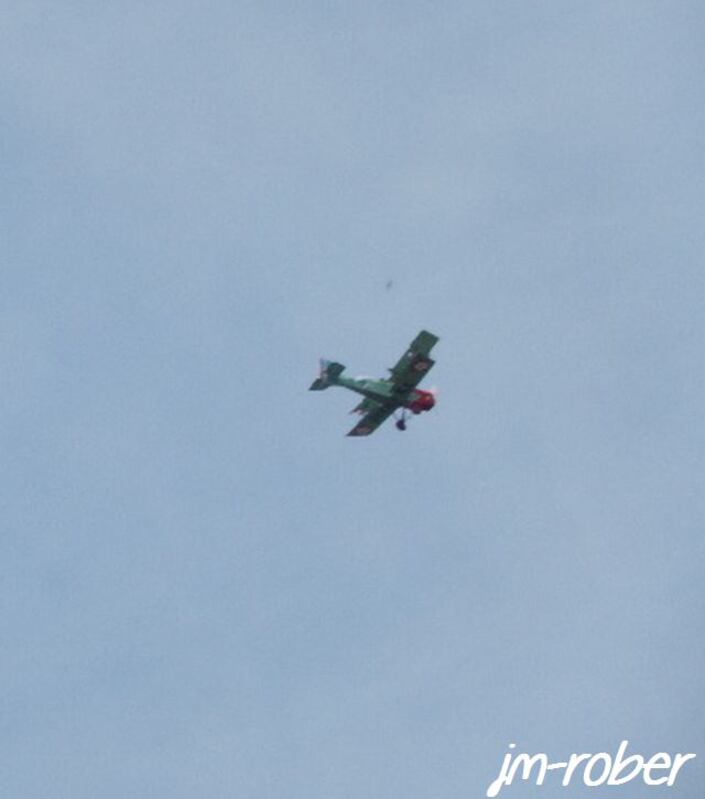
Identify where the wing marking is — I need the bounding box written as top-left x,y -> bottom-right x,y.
389,330 -> 439,392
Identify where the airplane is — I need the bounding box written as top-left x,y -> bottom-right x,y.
309,330 -> 439,436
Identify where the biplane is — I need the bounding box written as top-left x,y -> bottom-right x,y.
309,330 -> 439,436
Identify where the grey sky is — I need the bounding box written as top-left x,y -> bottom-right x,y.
1,2 -> 703,797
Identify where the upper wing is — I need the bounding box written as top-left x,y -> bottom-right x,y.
347,401 -> 395,437
388,330 -> 439,392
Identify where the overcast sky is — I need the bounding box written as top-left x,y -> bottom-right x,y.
1,3 -> 703,797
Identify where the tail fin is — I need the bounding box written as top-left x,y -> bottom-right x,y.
309,359 -> 345,390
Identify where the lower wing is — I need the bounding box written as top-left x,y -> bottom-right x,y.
347,402 -> 395,437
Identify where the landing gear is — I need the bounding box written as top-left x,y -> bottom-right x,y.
395,410 -> 407,431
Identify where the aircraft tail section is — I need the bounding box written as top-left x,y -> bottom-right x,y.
309,359 -> 345,390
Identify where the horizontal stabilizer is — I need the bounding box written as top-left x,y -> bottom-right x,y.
309,359 -> 345,390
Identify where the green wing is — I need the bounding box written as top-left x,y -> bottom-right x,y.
350,397 -> 379,415
388,330 -> 439,392
347,401 -> 395,437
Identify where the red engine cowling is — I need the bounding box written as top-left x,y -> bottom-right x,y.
407,389 -> 436,414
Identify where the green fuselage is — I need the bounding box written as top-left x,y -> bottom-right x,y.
336,376 -> 406,406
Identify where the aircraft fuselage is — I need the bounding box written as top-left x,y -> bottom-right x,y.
336,376 -> 435,414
